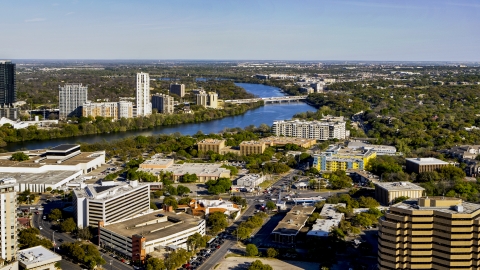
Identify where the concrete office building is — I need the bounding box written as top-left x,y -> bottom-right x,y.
378,197 -> 480,270
136,73 -> 152,117
272,118 -> 347,140
405,157 -> 449,174
59,83 -> 88,119
0,60 -> 16,106
151,93 -> 174,114
271,205 -> 315,244
375,182 -> 425,205
169,83 -> 185,97
236,174 -> 265,188
0,178 -> 17,266
73,180 -> 150,228
18,246 -> 61,270
240,141 -> 267,156
197,139 -> 226,154
98,210 -> 205,263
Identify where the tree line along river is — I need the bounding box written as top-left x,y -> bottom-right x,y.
6,83 -> 316,151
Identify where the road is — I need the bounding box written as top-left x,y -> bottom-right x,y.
28,198 -> 133,270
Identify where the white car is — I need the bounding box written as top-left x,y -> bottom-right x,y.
258,200 -> 264,202
39,226 -> 43,230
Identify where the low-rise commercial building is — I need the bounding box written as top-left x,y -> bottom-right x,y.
189,199 -> 241,219
138,158 -> 230,182
378,197 -> 480,270
313,146 -> 376,171
347,141 -> 397,155
18,246 -> 61,270
375,182 -> 425,205
308,203 -> 345,237
260,136 -> 316,149
197,139 -> 226,154
405,157 -> 449,174
98,210 -> 205,263
236,174 -> 265,188
271,205 -> 315,244
73,180 -> 150,228
240,141 -> 266,155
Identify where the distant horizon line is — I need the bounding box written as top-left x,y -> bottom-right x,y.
3,58 -> 479,63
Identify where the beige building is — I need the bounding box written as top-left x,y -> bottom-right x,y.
260,136 -> 316,149
197,139 -> 226,154
240,141 -> 267,155
0,178 -> 17,265
378,197 -> 480,270
82,101 -> 133,120
195,90 -> 218,109
405,157 -> 449,174
375,182 -> 425,205
271,205 -> 315,244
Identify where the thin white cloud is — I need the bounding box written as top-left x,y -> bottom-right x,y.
65,12 -> 75,16
25,18 -> 46,23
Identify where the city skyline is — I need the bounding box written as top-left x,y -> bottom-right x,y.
1,0 -> 479,61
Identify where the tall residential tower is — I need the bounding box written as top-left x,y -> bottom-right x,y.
0,178 -> 18,264
136,73 -> 152,117
59,83 -> 88,119
0,60 -> 16,105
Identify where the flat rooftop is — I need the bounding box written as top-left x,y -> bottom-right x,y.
103,210 -> 201,240
49,144 -> 80,152
376,181 -> 425,191
18,245 -> 61,267
140,157 -> 174,166
74,181 -> 147,201
198,139 -> 225,145
0,170 -> 81,185
0,151 -> 103,168
406,157 -> 449,165
272,205 -> 315,236
394,198 -> 480,215
139,163 -> 230,176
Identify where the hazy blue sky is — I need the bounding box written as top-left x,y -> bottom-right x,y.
1,0 -> 479,61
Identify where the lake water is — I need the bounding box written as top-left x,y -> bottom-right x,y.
6,83 -> 316,151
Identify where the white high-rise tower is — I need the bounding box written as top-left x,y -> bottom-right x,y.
136,73 -> 152,117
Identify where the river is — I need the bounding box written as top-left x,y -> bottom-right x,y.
6,83 -> 316,151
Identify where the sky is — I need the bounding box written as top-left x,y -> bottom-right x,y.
1,0 -> 479,61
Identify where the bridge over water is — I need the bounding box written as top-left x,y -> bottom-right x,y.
224,95 -> 308,104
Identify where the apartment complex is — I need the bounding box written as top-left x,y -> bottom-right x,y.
0,60 -> 16,106
378,197 -> 480,270
151,93 -> 174,114
196,90 -> 218,109
0,178 -> 17,265
73,180 -> 150,228
58,83 -> 88,119
98,210 -> 205,263
169,83 -> 185,97
82,101 -> 133,120
272,118 -> 347,140
405,158 -> 449,174
375,182 -> 425,205
313,146 -> 376,171
197,139 -> 226,154
240,140 -> 267,156
136,73 -> 152,117
260,136 -> 317,149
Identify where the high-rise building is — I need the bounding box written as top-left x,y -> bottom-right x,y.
378,197 -> 480,270
136,73 -> 152,117
151,94 -> 174,114
195,90 -> 218,108
169,83 -> 185,97
0,178 -> 18,264
0,60 -> 16,106
59,83 -> 88,119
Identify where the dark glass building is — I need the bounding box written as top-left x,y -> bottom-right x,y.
0,60 -> 16,105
